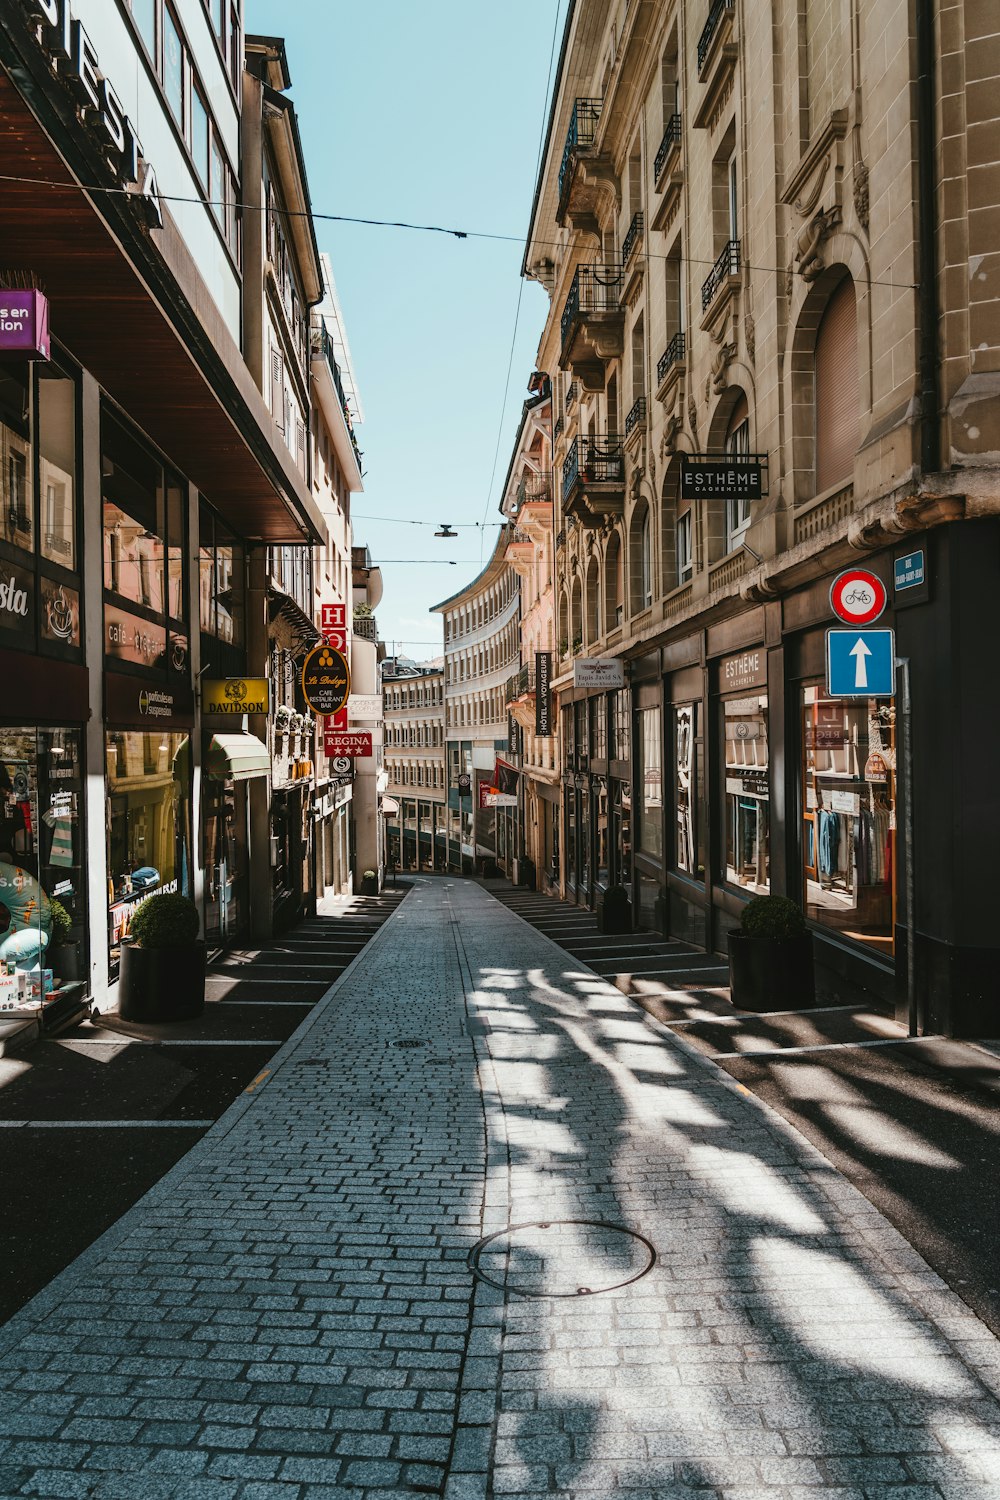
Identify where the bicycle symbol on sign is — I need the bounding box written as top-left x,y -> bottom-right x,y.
843,587 -> 874,606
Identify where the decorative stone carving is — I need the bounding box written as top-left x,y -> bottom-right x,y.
648,446 -> 656,492
785,262 -> 794,300
853,160 -> 870,233
660,400 -> 683,457
687,394 -> 699,441
793,205 -> 842,282
710,316 -> 737,394
793,153 -> 831,217
630,466 -> 644,504
744,310 -> 756,365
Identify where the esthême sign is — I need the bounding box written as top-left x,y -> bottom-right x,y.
681,458 -> 763,501
202,678 -> 269,716
302,643 -> 350,715
720,647 -> 767,693
20,0 -> 162,227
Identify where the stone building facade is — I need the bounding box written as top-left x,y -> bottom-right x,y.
523,0 -> 999,1034
382,661 -> 446,872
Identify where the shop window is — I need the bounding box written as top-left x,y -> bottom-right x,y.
610,689 -> 630,763
131,0 -> 157,60
162,5 -> 185,129
191,84 -> 210,190
635,704 -> 663,860
0,366 -> 31,554
38,368 -> 77,572
0,727 -> 87,995
674,703 -> 704,878
802,685 -> 895,953
589,695 -> 607,762
105,730 -> 191,979
722,690 -> 769,891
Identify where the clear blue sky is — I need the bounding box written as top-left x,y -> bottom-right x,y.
245,0 -> 567,657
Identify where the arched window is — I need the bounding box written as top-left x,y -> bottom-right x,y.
585,556 -> 600,643
725,393 -> 750,551
570,576 -> 583,650
605,531 -> 623,629
558,591 -> 568,654
815,275 -> 859,492
629,503 -> 652,614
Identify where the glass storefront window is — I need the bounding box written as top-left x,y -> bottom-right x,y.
0,367 -> 31,554
615,783 -> 632,888
723,692 -> 769,891
590,696 -> 607,762
595,781 -> 609,887
106,730 -> 192,978
0,726 -> 86,1004
610,689 -> 630,762
802,685 -> 895,954
565,792 -> 577,891
674,703 -> 705,878
635,705 -> 663,859
38,368 -> 77,572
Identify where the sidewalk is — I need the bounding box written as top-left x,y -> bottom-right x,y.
0,877 -> 998,1498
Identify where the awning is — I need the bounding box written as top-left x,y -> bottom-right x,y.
381,797 -> 400,816
205,733 -> 270,782
267,585 -> 322,657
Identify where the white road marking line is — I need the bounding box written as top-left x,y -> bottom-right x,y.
712,1035 -> 928,1060
0,1119 -> 214,1128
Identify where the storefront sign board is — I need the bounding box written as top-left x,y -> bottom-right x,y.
483,792 -> 518,808
347,694 -> 382,721
573,657 -> 624,689
202,678 -> 269,716
302,643 -> 350,715
40,579 -> 79,646
457,773 -> 471,794
719,648 -> 767,693
105,671 -> 194,728
104,603 -> 167,670
0,290 -> 50,360
826,629 -> 895,697
323,730 -> 372,758
0,558 -> 33,631
681,458 -> 763,500
535,651 -> 552,736
830,568 -> 888,626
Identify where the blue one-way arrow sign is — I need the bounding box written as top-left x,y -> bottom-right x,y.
826,628 -> 895,697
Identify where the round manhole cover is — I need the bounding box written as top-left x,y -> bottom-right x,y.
469,1219 -> 655,1298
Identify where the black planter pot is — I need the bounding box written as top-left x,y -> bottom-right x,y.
48,941 -> 81,983
359,876 -> 379,896
118,941 -> 206,1023
727,930 -> 815,1013
596,889 -> 633,935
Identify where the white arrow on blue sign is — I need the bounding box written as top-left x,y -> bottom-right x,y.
826,628 -> 895,697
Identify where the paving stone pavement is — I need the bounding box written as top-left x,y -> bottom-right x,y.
0,878 -> 999,1499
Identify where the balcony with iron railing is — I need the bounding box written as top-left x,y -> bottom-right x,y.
565,380 -> 579,410
694,0 -> 738,127
701,240 -> 741,316
698,0 -> 735,71
557,98 -> 603,218
654,115 -> 682,185
625,396 -> 647,440
516,471 -> 553,511
622,211 -> 644,267
311,323 -> 362,467
656,331 -> 686,391
561,434 -> 625,527
560,263 -> 625,379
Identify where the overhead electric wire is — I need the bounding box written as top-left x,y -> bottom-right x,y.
0,169 -> 920,291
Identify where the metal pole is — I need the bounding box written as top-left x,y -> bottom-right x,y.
898,658 -> 917,1036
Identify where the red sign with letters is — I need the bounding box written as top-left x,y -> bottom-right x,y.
323,730 -> 372,758
320,603 -> 348,728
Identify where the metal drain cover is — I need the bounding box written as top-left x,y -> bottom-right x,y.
470,1219 -> 655,1298
395,1039 -> 426,1048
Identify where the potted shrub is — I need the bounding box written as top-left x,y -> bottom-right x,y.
118,893 -> 205,1022
359,868 -> 379,896
727,894 -> 815,1013
47,898 -> 81,983
596,884 -> 632,934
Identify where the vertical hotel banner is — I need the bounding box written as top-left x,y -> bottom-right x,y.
320,603 -> 348,755
535,651 -> 552,737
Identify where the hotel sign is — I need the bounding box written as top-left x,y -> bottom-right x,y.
535,651 -> 552,737
20,0 -> 162,227
203,678 -> 270,716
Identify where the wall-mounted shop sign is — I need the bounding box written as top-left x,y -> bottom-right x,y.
719,648 -> 767,693
457,772 -> 471,794
680,455 -> 766,501
535,651 -> 552,736
302,643 -> 350,716
105,670 -> 194,728
0,559 -> 33,629
40,578 -> 79,646
347,694 -> 382,721
202,678 -> 269,716
573,657 -> 625,689
21,0 -> 162,227
105,603 -> 167,670
0,290 -> 50,360
323,730 -> 372,758
892,547 -> 928,607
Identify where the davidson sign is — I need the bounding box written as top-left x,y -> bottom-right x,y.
203,678 -> 270,716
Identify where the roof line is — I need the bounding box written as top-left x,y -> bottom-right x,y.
521,0 -> 576,279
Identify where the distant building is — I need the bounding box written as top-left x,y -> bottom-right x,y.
382,660 -> 446,872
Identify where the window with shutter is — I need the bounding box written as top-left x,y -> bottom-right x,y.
815,276 -> 859,492
270,348 -> 284,432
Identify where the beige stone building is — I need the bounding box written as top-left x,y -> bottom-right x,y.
382,661 -> 447,871
523,0 -> 999,1034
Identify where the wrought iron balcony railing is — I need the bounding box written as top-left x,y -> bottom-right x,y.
560,263 -> 625,352
506,664 -> 536,701
622,211 -> 644,266
353,615 -> 377,642
562,435 -> 625,494
654,115 -> 682,182
625,396 -> 647,437
311,323 -> 362,466
701,240 -> 741,312
516,471 -> 552,510
557,98 -> 603,202
565,380 -> 579,410
554,415 -> 565,440
697,0 -> 735,72
656,331 -> 686,385
556,529 -> 566,548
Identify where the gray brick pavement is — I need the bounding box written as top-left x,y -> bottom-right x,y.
0,878 -> 997,1496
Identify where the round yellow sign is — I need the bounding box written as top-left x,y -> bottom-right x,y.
301,644 -> 350,716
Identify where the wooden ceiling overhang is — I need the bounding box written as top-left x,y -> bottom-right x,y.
0,18 -> 324,545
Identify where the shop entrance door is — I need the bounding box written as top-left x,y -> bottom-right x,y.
204,779 -> 248,948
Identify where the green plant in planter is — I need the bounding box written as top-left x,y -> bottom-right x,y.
48,898 -> 73,947
740,894 -> 806,941
362,870 -> 376,881
119,893 -> 205,1023
129,893 -> 200,947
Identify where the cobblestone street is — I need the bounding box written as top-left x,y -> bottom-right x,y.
1,878 -> 999,1499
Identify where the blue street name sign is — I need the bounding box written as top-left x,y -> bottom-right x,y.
894,549 -> 925,591
826,628 -> 896,697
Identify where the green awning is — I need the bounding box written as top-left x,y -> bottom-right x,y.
205,732 -> 270,782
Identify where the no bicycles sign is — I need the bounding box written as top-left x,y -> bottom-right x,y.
829,568 -> 888,626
